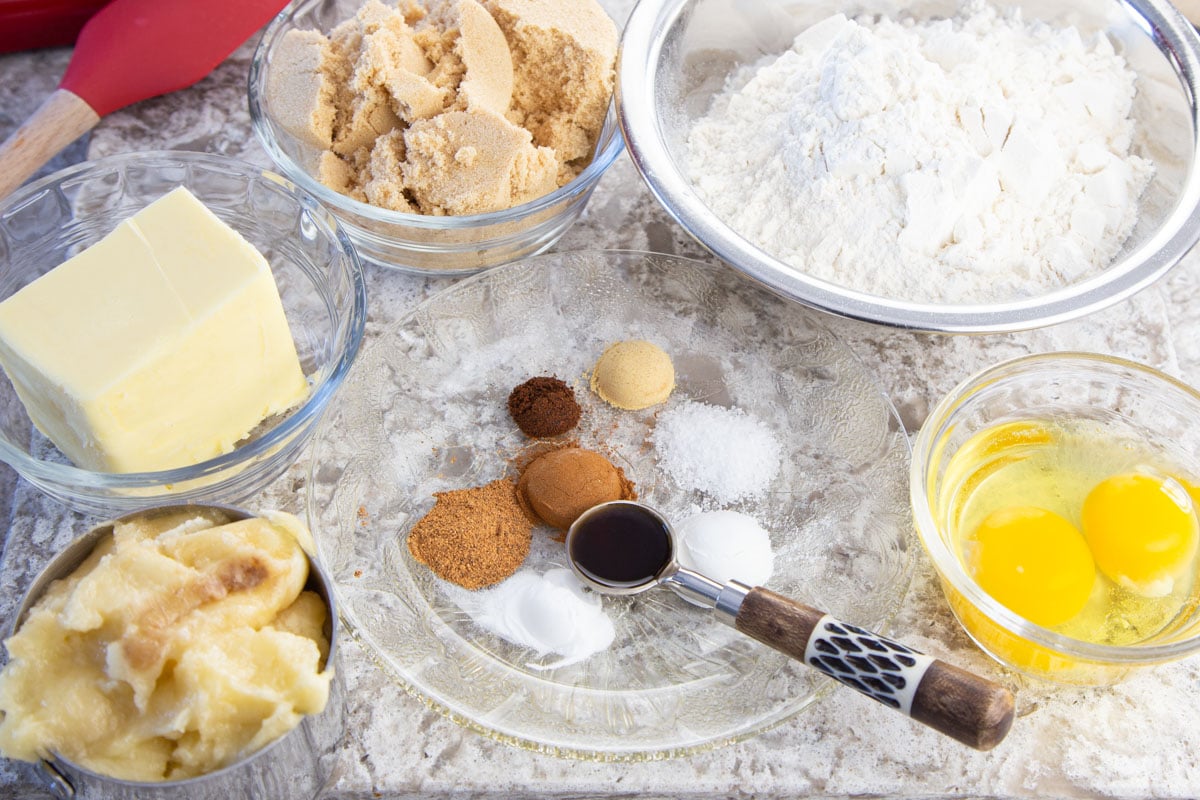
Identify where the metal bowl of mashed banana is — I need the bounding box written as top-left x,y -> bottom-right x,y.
0,504 -> 343,799
618,0 -> 1200,333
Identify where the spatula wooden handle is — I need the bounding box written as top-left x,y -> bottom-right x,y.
0,89 -> 99,201
734,586 -> 1014,751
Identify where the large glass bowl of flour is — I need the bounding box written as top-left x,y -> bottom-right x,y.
618,0 -> 1200,333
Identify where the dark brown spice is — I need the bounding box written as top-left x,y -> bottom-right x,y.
507,376 -> 581,438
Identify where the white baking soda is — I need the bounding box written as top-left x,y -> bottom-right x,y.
445,568 -> 615,669
685,1 -> 1154,304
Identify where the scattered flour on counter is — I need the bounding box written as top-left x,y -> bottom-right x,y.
685,0 -> 1154,304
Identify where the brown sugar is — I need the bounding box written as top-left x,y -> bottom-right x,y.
483,0 -> 617,169
516,446 -> 635,531
266,0 -> 617,215
507,376 -> 581,438
402,108 -> 558,215
407,477 -> 532,589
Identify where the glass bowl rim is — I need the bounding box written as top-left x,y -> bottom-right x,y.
910,350 -> 1200,664
305,247 -> 917,760
0,149 -> 369,490
247,0 -> 626,232
617,0 -> 1200,333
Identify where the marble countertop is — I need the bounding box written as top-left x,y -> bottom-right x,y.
3,27 -> 1200,800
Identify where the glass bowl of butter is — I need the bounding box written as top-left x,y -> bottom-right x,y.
248,0 -> 626,276
0,150 -> 367,514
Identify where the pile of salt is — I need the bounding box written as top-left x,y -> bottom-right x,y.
651,400 -> 782,504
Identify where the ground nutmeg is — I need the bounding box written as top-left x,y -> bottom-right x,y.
507,376 -> 582,438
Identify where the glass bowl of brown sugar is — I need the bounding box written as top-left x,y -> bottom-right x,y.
249,0 -> 626,276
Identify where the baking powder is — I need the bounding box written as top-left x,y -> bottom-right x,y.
685,1 -> 1154,304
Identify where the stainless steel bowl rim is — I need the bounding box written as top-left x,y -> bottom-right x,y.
8,502 -> 341,790
618,0 -> 1200,333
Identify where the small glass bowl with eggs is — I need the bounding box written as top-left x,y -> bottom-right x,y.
912,352 -> 1200,686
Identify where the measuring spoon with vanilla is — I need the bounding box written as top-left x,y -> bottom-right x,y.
566,501 -> 1014,751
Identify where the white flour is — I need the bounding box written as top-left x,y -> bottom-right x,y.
685,1 -> 1154,304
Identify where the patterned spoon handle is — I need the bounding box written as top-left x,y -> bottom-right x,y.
731,585 -> 1014,751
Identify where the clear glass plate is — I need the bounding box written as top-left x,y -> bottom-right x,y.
305,250 -> 914,759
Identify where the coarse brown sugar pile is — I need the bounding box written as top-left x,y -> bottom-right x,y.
407,477 -> 532,589
267,0 -> 618,215
507,376 -> 581,437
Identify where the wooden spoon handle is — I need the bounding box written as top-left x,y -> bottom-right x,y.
734,586 -> 1014,751
0,89 -> 99,201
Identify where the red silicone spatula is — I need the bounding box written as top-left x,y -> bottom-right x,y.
0,0 -> 290,200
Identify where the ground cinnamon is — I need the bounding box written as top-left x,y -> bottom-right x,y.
407,478 -> 532,590
516,446 -> 636,533
507,376 -> 581,438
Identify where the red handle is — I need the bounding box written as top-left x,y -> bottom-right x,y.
0,0 -> 109,54
59,0 -> 289,116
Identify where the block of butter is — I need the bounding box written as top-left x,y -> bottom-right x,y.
0,187 -> 310,473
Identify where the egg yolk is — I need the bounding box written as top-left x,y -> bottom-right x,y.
967,506 -> 1095,628
1081,472 -> 1199,597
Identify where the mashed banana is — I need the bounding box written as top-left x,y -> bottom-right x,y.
0,508 -> 332,782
